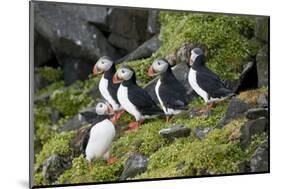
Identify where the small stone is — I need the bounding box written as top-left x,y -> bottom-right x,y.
176,161 -> 186,171
42,154 -> 72,184
195,127 -> 212,140
119,153 -> 148,180
217,97 -> 250,128
250,142 -> 269,172
50,109 -> 60,124
240,117 -> 268,150
60,114 -> 86,132
245,108 -> 268,120
159,125 -> 191,140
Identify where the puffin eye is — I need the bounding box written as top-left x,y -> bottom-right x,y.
100,104 -> 103,108
157,61 -> 160,65
121,70 -> 125,74
101,61 -> 104,64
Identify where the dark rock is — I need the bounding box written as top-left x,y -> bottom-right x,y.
147,10 -> 160,35
187,108 -> 201,119
108,33 -> 139,53
255,17 -> 269,43
217,97 -> 250,128
240,117 -> 268,150
34,72 -> 49,93
195,127 -> 212,140
239,161 -> 251,173
59,4 -> 108,28
119,153 -> 148,180
245,108 -> 268,120
60,57 -> 93,86
60,114 -> 86,132
256,45 -> 269,88
50,109 -> 60,124
34,92 -> 53,103
234,61 -> 258,93
159,125 -> 191,140
223,79 -> 239,92
42,154 -> 72,184
250,142 -> 269,172
79,106 -> 98,123
34,30 -> 55,67
107,8 -> 149,44
116,35 -> 161,63
257,94 -> 268,108
144,62 -> 197,104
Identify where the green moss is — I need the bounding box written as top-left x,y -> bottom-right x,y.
49,76 -> 100,117
34,172 -> 48,186
36,66 -> 63,82
35,81 -> 64,97
35,131 -> 76,171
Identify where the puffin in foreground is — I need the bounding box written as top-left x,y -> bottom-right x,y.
84,101 -> 117,171
92,56 -> 124,124
112,65 -> 163,131
188,48 -> 234,111
148,58 -> 188,123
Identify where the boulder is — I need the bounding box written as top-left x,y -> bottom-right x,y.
245,108 -> 268,120
240,117 -> 268,150
159,125 -> 191,140
217,97 -> 249,128
119,153 -> 148,180
255,17 -> 269,43
195,127 -> 212,140
234,61 -> 258,93
257,94 -> 268,108
147,10 -> 160,35
108,33 -> 139,53
250,142 -> 269,172
60,114 -> 86,132
256,45 -> 269,88
42,154 -> 72,184
116,35 -> 161,63
34,72 -> 49,93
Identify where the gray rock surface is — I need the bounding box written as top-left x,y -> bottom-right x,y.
250,142 -> 269,172
159,125 -> 191,140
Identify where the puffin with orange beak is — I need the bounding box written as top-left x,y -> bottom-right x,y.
148,58 -> 188,123
113,65 -> 163,131
92,56 -> 124,124
84,101 -> 117,171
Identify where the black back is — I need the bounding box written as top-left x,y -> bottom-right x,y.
103,64 -> 120,104
192,55 -> 234,98
122,72 -> 163,116
158,65 -> 188,110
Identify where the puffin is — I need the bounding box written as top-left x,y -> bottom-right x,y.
92,56 -> 124,123
148,58 -> 188,122
188,48 -> 234,111
83,100 -> 117,171
112,65 -> 163,130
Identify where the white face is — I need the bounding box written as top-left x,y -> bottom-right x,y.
116,67 -> 134,81
190,48 -> 204,66
96,57 -> 113,72
152,59 -> 169,74
95,101 -> 113,115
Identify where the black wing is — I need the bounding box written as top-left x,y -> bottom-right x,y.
159,81 -> 188,110
196,67 -> 233,98
128,85 -> 163,115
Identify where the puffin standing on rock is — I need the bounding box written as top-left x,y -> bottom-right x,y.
84,101 -> 117,171
188,48 -> 234,111
93,56 -> 125,123
112,65 -> 163,131
148,59 -> 188,123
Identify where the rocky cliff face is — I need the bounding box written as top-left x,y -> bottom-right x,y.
32,2 -> 269,186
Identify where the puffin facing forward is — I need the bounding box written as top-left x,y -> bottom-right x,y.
148,59 -> 188,122
84,101 -> 117,171
112,65 -> 163,130
188,48 -> 234,111
93,56 -> 124,123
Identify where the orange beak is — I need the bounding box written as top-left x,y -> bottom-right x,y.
92,64 -> 99,76
148,66 -> 155,77
107,104 -> 114,114
112,73 -> 122,84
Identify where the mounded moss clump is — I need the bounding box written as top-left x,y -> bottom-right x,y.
36,66 -> 63,82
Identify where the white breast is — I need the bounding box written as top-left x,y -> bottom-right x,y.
155,79 -> 181,115
117,84 -> 141,121
188,68 -> 208,102
99,75 -> 120,111
85,119 -> 115,162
